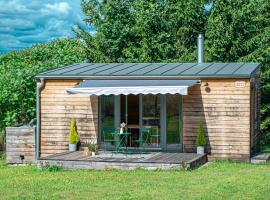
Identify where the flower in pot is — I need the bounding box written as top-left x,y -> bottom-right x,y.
87,142 -> 97,156
195,119 -> 206,154
120,122 -> 126,134
69,117 -> 79,152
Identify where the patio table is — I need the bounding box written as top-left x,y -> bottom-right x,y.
111,131 -> 132,153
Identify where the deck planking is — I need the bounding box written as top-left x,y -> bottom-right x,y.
39,151 -> 207,170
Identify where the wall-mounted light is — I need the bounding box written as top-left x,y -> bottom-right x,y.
204,81 -> 211,93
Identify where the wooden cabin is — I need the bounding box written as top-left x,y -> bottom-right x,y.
36,62 -> 260,162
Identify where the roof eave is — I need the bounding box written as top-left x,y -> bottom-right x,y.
35,75 -> 253,80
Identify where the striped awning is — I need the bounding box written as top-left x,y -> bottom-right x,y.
66,80 -> 198,96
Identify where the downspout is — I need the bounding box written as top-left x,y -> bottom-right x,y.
36,78 -> 45,160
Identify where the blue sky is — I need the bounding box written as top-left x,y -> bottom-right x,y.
0,0 -> 84,54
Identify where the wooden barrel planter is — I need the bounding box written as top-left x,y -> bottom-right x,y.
6,126 -> 35,164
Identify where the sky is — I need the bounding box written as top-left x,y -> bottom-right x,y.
0,0 -> 84,54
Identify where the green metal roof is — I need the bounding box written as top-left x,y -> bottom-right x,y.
36,62 -> 260,79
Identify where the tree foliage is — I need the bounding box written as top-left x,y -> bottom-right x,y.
0,39 -> 86,133
75,0 -> 209,62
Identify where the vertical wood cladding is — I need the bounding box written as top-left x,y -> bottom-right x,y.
40,80 -> 98,157
183,79 -> 252,161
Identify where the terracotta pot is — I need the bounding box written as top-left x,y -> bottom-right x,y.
83,147 -> 90,156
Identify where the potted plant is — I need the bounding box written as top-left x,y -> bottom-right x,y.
87,141 -> 97,156
195,119 -> 206,154
69,117 -> 79,152
120,122 -> 126,134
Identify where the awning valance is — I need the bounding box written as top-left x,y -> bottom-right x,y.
66,80 -> 198,96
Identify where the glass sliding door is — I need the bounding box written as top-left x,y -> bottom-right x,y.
166,94 -> 182,151
142,94 -> 161,148
100,95 -> 115,147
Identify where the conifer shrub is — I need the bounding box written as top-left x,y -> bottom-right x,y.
195,119 -> 206,147
69,117 -> 79,144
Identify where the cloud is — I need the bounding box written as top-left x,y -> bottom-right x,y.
0,0 -> 85,54
42,2 -> 71,15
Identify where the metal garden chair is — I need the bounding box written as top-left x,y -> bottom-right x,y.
102,127 -> 117,152
134,127 -> 150,154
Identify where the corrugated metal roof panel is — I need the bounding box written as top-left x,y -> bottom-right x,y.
198,63 -> 227,75
215,63 -> 244,75
36,62 -> 260,79
112,63 -> 150,75
233,63 -> 259,75
181,63 -> 213,75
128,63 -> 167,75
163,63 -> 197,75
145,63 -> 180,75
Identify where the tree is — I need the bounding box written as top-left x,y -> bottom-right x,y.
0,39 -> 86,133
75,0 -> 209,63
205,0 -> 270,144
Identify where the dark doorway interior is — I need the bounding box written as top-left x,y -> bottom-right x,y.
120,95 -> 140,147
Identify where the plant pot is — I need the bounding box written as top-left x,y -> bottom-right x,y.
197,146 -> 204,154
83,147 -> 90,156
69,144 -> 77,152
91,152 -> 96,156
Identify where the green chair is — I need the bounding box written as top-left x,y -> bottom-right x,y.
134,127 -> 150,154
102,127 -> 117,152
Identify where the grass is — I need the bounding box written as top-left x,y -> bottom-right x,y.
0,159 -> 270,200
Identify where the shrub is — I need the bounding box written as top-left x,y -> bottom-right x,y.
69,117 -> 79,144
87,141 -> 96,152
195,119 -> 206,146
41,164 -> 63,172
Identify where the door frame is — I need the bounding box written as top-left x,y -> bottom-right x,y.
98,94 -> 183,152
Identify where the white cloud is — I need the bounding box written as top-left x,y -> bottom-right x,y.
42,2 -> 71,15
0,0 -> 85,54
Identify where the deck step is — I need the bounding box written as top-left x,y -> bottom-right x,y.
251,153 -> 270,164
38,152 -> 207,170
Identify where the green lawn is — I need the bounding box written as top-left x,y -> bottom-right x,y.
0,158 -> 270,200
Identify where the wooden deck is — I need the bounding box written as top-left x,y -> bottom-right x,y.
39,151 -> 207,170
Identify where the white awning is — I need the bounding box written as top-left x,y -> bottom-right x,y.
66,80 -> 198,96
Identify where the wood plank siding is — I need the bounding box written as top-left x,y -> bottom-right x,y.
40,80 -> 98,157
39,78 -> 260,161
6,127 -> 35,164
182,79 -> 257,161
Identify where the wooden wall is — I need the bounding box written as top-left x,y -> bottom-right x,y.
182,79 -> 252,161
40,80 -> 98,157
6,127 -> 35,164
